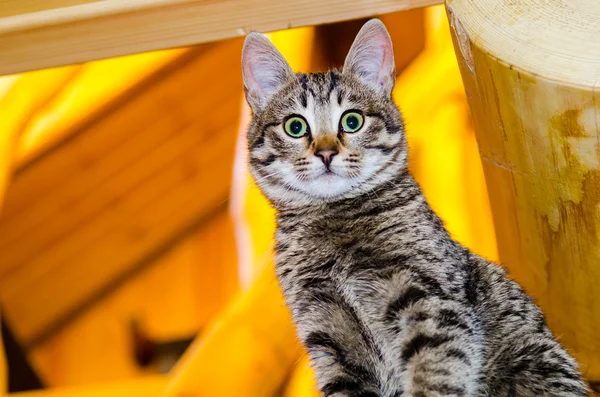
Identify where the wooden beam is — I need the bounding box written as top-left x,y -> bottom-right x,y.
13,47 -> 188,167
0,39 -> 244,347
0,0 -> 441,76
0,1 -> 99,18
0,68 -> 79,211
446,0 -> 600,382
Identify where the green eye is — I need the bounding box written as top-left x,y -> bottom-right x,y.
340,111 -> 364,133
284,116 -> 309,138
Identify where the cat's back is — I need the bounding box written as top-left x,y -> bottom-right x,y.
467,254 -> 587,395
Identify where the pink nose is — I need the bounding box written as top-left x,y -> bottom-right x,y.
315,149 -> 338,169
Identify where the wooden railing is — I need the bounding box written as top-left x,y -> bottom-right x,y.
0,0 -> 441,76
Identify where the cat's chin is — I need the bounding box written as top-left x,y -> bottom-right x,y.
294,172 -> 359,201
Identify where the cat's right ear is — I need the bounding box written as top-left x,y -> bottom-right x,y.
343,19 -> 395,97
242,32 -> 294,112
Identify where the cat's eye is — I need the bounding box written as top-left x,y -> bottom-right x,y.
284,116 -> 309,138
340,111 -> 364,133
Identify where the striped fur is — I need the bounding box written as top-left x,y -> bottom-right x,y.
242,19 -> 588,397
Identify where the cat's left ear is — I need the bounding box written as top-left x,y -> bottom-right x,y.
343,19 -> 395,97
242,32 -> 295,112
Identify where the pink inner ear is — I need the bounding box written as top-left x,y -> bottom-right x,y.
242,39 -> 268,99
375,41 -> 393,86
244,60 -> 265,98
242,33 -> 293,107
367,25 -> 394,85
345,20 -> 395,91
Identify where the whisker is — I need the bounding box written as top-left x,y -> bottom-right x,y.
249,170 -> 284,186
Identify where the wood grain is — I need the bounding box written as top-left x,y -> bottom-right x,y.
447,0 -> 600,382
0,0 -> 441,76
0,68 -> 79,210
0,1 -> 99,18
14,47 -> 188,167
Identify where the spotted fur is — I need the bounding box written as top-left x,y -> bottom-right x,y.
242,19 -> 588,397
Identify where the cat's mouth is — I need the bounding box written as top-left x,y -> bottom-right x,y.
317,169 -> 340,179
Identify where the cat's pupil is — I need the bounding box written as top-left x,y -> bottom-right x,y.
290,120 -> 303,134
346,115 -> 359,129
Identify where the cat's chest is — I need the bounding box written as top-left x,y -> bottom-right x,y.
288,250 -> 408,385
282,239 -> 402,334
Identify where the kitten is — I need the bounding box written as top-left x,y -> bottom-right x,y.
241,19 -> 588,397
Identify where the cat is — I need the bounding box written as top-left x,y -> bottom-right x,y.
241,18 -> 589,397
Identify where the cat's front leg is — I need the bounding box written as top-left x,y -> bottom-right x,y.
306,336 -> 380,397
304,330 -> 381,397
292,292 -> 381,397
396,300 -> 482,397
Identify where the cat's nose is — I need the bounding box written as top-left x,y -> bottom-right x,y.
315,149 -> 338,169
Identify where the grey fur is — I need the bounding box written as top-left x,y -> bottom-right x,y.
242,19 -> 588,397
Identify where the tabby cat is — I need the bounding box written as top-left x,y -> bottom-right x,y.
241,19 -> 588,397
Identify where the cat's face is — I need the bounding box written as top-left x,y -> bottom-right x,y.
242,19 -> 407,208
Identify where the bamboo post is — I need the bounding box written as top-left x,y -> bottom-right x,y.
445,0 -> 600,382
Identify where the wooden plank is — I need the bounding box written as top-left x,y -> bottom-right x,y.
0,1 -> 99,18
446,0 -> 600,381
0,46 -> 210,279
11,375 -> 167,397
0,48 -> 201,227
0,68 -> 79,210
15,47 -> 189,167
0,39 -> 244,346
3,119 -> 233,345
0,0 -> 442,76
0,50 -> 217,278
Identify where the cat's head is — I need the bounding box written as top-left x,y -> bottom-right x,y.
242,19 -> 407,208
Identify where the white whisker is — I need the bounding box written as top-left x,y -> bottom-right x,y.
249,170 -> 284,186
